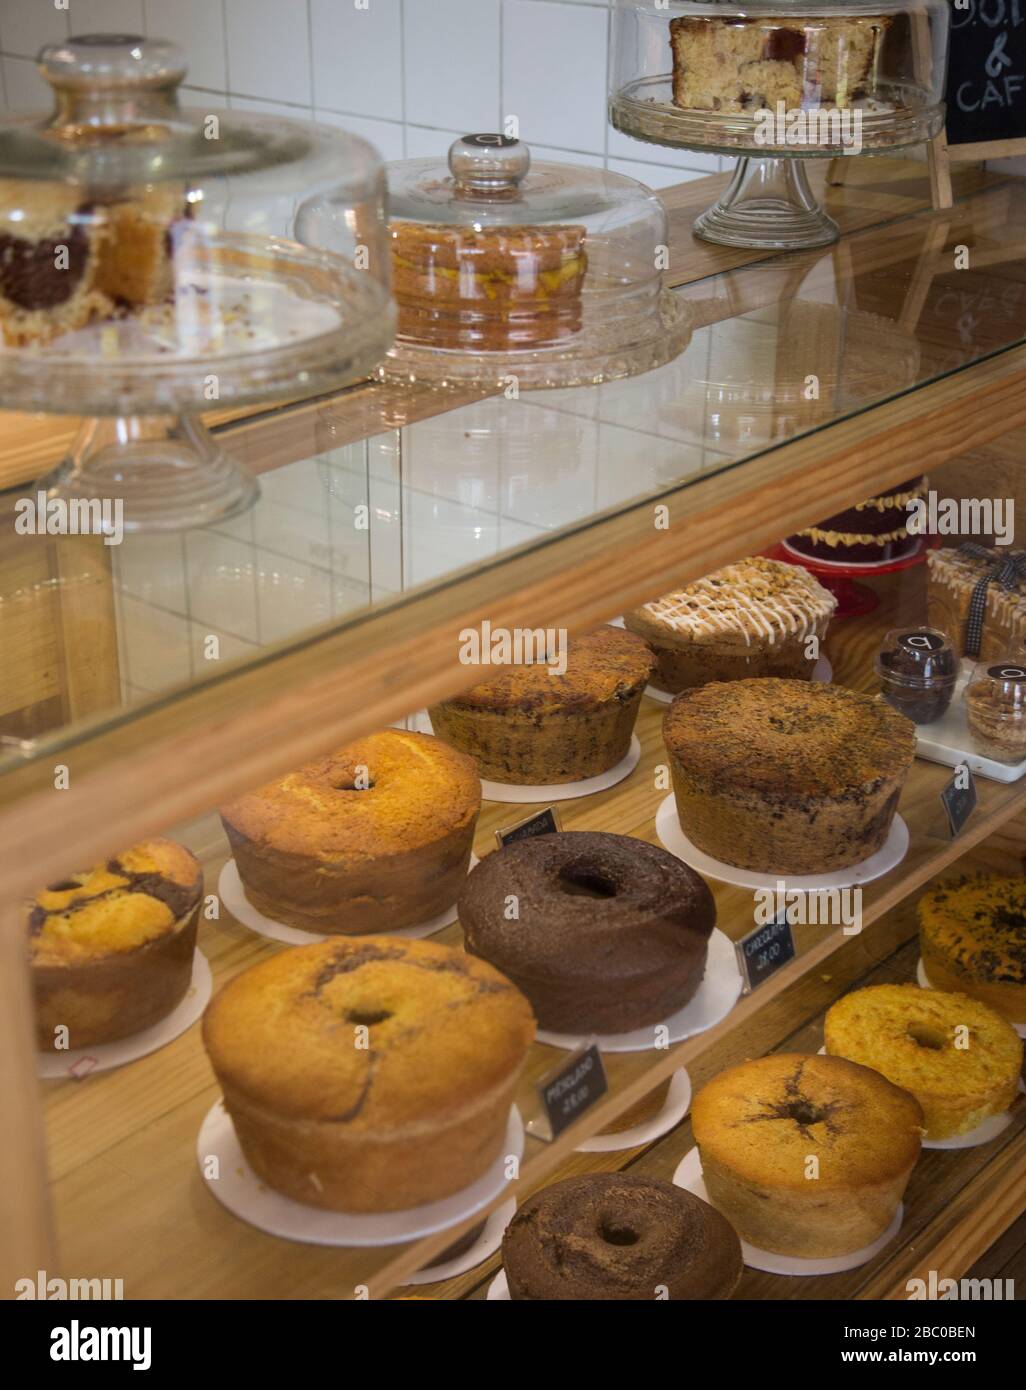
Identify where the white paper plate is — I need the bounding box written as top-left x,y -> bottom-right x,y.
641,655 -> 834,705
576,1067 -> 692,1153
197,1101 -> 524,1247
37,949 -> 211,1080
488,1269 -> 511,1300
217,856 -> 476,945
412,710 -> 641,803
401,1198 -> 516,1286
655,795 -> 909,892
816,1043 -> 1024,1149
534,930 -> 742,1053
673,1147 -> 904,1276
913,662 -> 1026,784
916,958 -> 1026,1040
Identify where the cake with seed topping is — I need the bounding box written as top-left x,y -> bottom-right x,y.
918,874 -> 1026,1025
624,555 -> 835,693
429,626 -> 654,784
663,677 -> 915,873
29,838 -> 203,1049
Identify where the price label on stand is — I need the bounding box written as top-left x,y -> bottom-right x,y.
735,913 -> 797,994
495,805 -> 562,848
529,1042 -> 608,1142
942,763 -> 978,838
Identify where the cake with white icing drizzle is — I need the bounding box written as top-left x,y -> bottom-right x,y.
623,555 -> 836,693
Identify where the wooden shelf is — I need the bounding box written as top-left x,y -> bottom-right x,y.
38,568 -> 1026,1299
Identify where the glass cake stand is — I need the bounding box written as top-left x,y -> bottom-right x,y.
609,0 -> 949,250
0,35 -> 394,531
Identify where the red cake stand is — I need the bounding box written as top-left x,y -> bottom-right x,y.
763,537 -> 936,619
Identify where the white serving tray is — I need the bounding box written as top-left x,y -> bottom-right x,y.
913,662 -> 1026,783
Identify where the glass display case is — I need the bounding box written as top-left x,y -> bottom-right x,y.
609,0 -> 949,248
1,149 -> 1025,1310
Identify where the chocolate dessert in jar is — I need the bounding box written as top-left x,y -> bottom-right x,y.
875,626 -> 958,725
964,660 -> 1026,764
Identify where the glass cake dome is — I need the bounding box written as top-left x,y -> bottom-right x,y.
383,134 -> 691,389
609,0 -> 949,249
0,33 -> 395,530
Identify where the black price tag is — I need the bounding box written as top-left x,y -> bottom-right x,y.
735,913 -> 797,994
495,805 -> 561,848
942,762 -> 978,838
534,1043 -> 608,1141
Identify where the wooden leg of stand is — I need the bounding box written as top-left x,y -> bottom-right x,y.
928,132 -> 954,210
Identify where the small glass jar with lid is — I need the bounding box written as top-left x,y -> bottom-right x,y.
609,0 -> 950,249
383,133 -> 691,388
965,659 -> 1026,764
0,33 -> 395,530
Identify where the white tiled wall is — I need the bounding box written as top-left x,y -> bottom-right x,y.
0,0 -> 722,185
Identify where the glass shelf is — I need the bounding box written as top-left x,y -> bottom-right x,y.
1,167 -> 1025,786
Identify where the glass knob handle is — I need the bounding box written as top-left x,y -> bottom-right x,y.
448,134 -> 531,193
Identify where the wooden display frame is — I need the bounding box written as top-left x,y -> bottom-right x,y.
2,160 -> 1026,1301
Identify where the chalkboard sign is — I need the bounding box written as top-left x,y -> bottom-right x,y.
734,913 -> 797,994
535,1043 -> 608,1140
945,0 -> 1026,149
941,762 -> 978,836
495,805 -> 561,848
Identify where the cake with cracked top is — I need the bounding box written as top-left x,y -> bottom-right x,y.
692,1052 -> 923,1257
663,677 -> 915,874
202,935 -> 535,1212
918,874 -> 1026,1025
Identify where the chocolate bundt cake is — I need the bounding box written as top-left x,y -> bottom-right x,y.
503,1173 -> 743,1300
459,830 -> 716,1033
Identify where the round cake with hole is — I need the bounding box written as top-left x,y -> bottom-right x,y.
502,1173 -> 743,1300
219,729 -> 481,934
202,934 -> 535,1212
824,983 -> 1022,1140
458,830 -> 716,1033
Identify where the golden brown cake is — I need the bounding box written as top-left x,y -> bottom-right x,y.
29,838 -> 203,1050
502,1174 -> 743,1300
663,678 -> 915,874
94,184 -> 186,306
220,729 -> 481,935
692,1053 -> 922,1258
0,179 -> 114,346
429,627 -> 655,784
389,219 -> 587,351
202,935 -> 535,1212
669,14 -> 892,114
624,556 -> 836,693
824,984 -> 1023,1140
927,546 -> 1026,660
918,875 -> 1026,1025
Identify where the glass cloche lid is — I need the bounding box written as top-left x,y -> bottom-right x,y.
383,133 -> 691,389
0,33 -> 395,531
